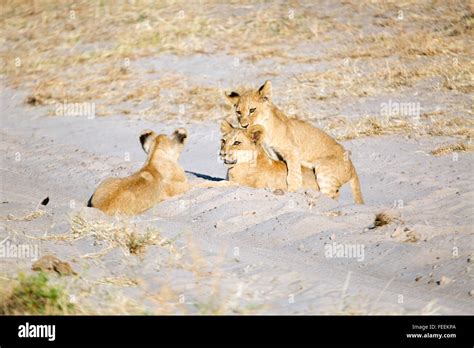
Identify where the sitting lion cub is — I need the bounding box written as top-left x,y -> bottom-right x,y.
87,128 -> 189,215
220,120 -> 319,191
226,80 -> 364,204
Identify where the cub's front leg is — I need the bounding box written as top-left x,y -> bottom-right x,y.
284,151 -> 303,192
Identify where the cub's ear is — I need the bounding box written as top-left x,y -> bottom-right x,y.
172,128 -> 188,144
258,80 -> 272,101
139,129 -> 155,154
248,124 -> 265,144
220,120 -> 233,135
225,91 -> 240,106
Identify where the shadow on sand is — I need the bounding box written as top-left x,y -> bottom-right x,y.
186,171 -> 225,182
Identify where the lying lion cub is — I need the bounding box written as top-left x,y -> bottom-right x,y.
87,128 -> 189,215
220,120 -> 319,191
226,80 -> 364,204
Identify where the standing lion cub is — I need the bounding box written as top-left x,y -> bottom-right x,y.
87,128 -> 189,215
226,81 -> 364,204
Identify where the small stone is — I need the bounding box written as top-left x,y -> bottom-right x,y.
391,227 -> 403,238
390,226 -> 420,242
32,254 -> 76,276
415,275 -> 422,282
329,234 -> 336,240
436,276 -> 452,285
273,189 -> 285,196
469,290 -> 474,297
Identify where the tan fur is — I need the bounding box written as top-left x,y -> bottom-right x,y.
220,121 -> 319,191
226,81 -> 364,204
88,128 -> 190,215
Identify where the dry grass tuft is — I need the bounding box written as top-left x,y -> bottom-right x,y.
6,208 -> 47,221
319,114 -> 474,142
126,231 -> 155,255
69,215 -> 165,256
431,142 -> 472,156
374,212 -> 395,228
40,214 -> 177,258
330,116 -> 413,140
98,276 -> 140,287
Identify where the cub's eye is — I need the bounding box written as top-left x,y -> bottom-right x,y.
236,110 -> 242,115
249,108 -> 256,114
233,141 -> 241,146
221,139 -> 225,144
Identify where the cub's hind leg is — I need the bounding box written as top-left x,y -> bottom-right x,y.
313,158 -> 342,201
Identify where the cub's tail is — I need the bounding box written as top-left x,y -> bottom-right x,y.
349,171 -> 364,204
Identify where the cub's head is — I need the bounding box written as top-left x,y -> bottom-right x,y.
225,80 -> 272,128
220,120 -> 265,167
140,128 -> 188,163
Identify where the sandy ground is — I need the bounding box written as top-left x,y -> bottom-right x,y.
0,1 -> 473,315
1,81 -> 473,314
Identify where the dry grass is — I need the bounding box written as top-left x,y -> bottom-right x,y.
340,29 -> 470,60
336,1 -> 472,58
1,1 -> 471,123
96,276 -> 140,287
293,55 -> 473,101
69,214 -> 169,256
431,142 -> 472,156
37,213 -> 177,259
319,114 -> 474,142
6,209 -> 46,221
0,1 -> 319,121
17,212 -> 260,314
31,213 -> 259,313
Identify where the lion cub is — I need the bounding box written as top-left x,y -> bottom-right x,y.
88,128 -> 189,215
226,81 -> 364,204
220,120 -> 319,191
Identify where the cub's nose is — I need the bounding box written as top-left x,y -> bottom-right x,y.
239,117 -> 249,128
